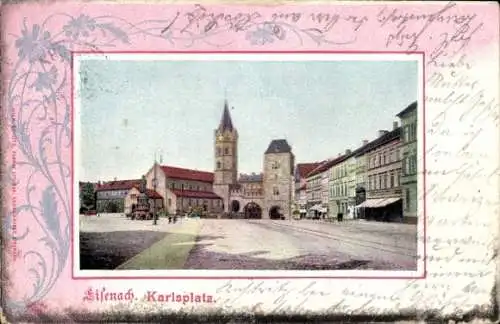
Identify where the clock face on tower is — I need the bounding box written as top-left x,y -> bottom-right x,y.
218,135 -> 224,141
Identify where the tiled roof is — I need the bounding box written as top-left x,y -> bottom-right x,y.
96,179 -> 142,191
160,165 -> 214,183
239,173 -> 263,182
171,189 -> 221,199
218,100 -> 234,132
145,189 -> 163,199
307,153 -> 354,178
296,163 -> 322,179
355,127 -> 401,156
264,139 -> 292,154
396,101 -> 418,118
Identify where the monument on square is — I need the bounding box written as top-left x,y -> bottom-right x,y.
131,175 -> 152,220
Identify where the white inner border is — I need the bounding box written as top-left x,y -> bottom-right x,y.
73,53 -> 425,279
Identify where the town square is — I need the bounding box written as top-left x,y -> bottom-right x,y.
77,55 -> 420,272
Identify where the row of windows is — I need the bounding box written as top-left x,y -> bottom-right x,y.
244,190 -> 263,196
331,164 -> 349,179
338,202 -> 349,213
368,172 -> 400,191
308,191 -> 321,200
178,198 -> 221,207
98,190 -> 128,198
271,161 -> 281,169
216,147 -> 232,156
330,183 -> 350,197
169,182 -> 210,192
403,122 -> 417,143
369,148 -> 401,169
403,154 -> 417,176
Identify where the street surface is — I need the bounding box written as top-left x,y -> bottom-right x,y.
79,214 -> 418,270
184,219 -> 418,270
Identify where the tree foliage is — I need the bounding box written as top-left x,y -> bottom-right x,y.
80,182 -> 96,210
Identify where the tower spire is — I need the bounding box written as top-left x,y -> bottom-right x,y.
218,98 -> 234,132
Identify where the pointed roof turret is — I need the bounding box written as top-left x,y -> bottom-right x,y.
218,99 -> 234,132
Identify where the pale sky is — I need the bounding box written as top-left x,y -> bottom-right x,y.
78,58 -> 418,182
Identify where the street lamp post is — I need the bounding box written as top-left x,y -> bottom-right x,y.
152,150 -> 161,226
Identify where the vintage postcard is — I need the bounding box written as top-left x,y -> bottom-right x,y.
1,1 -> 499,322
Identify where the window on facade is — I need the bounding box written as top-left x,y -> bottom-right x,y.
224,147 -> 229,155
217,161 -> 221,170
273,187 -> 279,195
396,173 -> 400,187
411,155 -> 417,175
408,123 -> 417,142
390,173 -> 394,188
405,188 -> 410,210
382,153 -> 386,165
384,174 -> 388,189
217,147 -> 221,156
168,198 -> 171,206
272,161 -> 280,169
378,174 -> 382,189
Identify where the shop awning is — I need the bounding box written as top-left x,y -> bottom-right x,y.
299,209 -> 307,213
376,197 -> 401,207
309,204 -> 322,211
356,198 -> 401,208
319,207 -> 328,213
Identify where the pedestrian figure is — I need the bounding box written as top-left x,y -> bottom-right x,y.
168,216 -> 172,223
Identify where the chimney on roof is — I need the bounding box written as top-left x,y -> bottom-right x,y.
345,149 -> 352,155
362,139 -> 369,146
113,177 -> 117,181
338,153 -> 342,157
378,130 -> 389,137
393,121 -> 399,130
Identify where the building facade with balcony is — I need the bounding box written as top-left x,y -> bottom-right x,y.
397,101 -> 418,224
357,124 -> 403,222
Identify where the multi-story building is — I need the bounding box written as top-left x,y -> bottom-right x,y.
358,123 -> 403,221
294,163 -> 321,218
95,179 -> 142,212
329,151 -> 355,219
306,159 -> 337,219
354,140 -> 370,217
145,163 -> 223,215
397,101 -> 418,224
305,161 -> 326,218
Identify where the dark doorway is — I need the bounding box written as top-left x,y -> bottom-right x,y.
269,205 -> 282,220
231,200 -> 240,213
244,202 -> 262,219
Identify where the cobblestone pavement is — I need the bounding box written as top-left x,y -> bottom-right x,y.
184,219 -> 418,270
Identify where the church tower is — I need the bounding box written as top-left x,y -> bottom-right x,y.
213,99 -> 238,212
